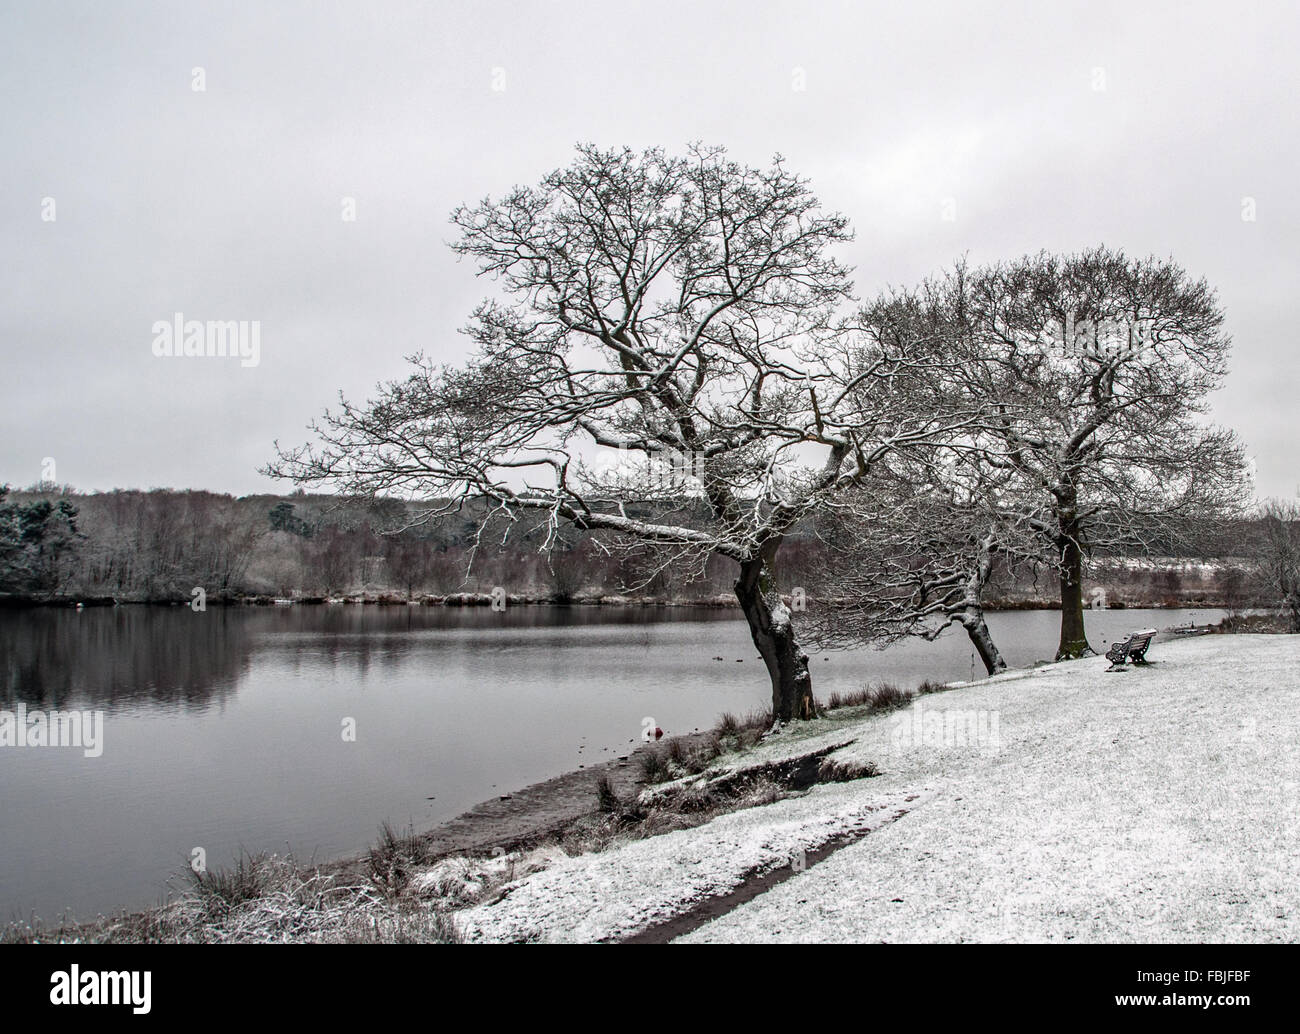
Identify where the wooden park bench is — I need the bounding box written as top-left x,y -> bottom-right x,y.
1104,628 -> 1158,671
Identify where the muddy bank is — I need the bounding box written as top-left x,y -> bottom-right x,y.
324,728 -> 732,883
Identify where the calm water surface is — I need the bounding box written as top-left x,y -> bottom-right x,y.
0,603 -> 1223,920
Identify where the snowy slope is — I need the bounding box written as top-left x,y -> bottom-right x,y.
458,635 -> 1300,943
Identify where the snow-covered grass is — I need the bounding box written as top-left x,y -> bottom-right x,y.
2,853 -> 464,944
459,634 -> 1300,943
455,784 -> 929,942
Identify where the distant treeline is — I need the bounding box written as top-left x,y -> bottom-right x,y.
0,485 -> 1265,608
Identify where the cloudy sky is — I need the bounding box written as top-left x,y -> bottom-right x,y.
1,0 -> 1295,498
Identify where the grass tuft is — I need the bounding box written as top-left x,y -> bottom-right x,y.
639,749 -> 671,783
595,775 -> 622,814
366,821 -> 432,898
188,852 -> 272,917
867,682 -> 911,712
821,680 -> 951,714
818,757 -> 880,782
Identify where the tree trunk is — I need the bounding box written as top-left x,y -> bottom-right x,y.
1055,498 -> 1094,660
1285,591 -> 1300,634
735,543 -> 815,723
955,538 -> 1007,676
957,606 -> 1007,675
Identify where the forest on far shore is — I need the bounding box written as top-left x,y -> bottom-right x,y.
0,484 -> 1272,611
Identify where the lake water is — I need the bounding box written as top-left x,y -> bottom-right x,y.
0,603 -> 1223,921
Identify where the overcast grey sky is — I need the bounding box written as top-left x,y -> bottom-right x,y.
1,0 -> 1295,498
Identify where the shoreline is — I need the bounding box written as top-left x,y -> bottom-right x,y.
0,592 -> 1241,611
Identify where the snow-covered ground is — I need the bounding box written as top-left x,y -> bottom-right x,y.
457,635 -> 1300,943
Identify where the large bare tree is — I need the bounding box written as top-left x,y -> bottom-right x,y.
267,144 -> 976,722
853,250 -> 1251,660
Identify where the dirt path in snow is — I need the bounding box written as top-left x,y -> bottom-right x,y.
622,794 -> 923,943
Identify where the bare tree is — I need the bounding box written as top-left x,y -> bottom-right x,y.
189,494 -> 266,595
268,144 -> 977,722
856,250 -> 1251,660
804,452 -> 1048,675
1253,499 -> 1300,632
305,526 -> 356,597
384,532 -> 437,600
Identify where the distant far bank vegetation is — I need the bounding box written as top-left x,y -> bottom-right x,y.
0,485 -> 1283,615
